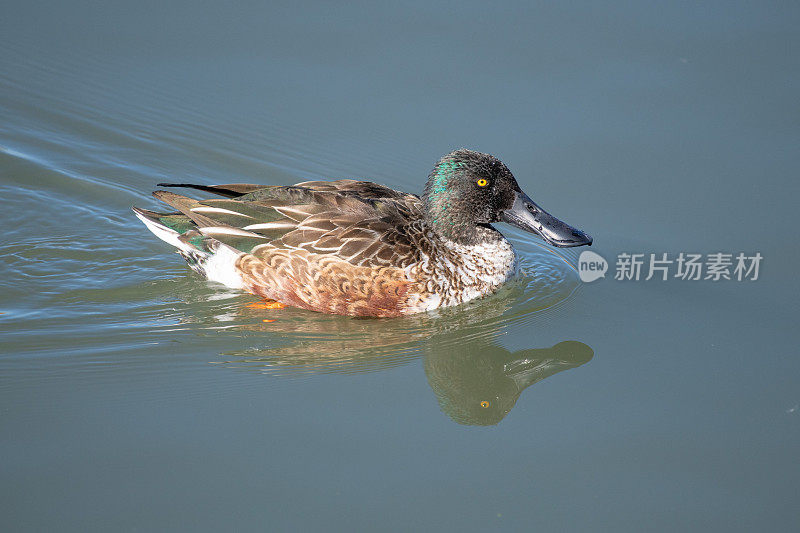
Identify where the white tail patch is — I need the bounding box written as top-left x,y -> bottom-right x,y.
201,243 -> 244,289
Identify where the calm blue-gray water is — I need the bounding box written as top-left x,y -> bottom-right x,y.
1,1 -> 798,531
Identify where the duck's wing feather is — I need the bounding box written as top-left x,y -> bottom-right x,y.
159,179 -> 422,218
149,182 -> 424,269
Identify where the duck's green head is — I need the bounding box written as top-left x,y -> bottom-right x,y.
422,149 -> 593,247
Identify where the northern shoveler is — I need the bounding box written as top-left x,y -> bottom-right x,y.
134,149 -> 592,317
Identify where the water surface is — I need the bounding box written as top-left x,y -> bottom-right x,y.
1,1 -> 798,531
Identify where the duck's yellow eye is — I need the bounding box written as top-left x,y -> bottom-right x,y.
480,400 -> 490,408
476,178 -> 489,187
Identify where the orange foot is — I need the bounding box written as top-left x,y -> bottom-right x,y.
246,299 -> 288,310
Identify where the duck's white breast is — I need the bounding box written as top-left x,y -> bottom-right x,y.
408,234 -> 517,311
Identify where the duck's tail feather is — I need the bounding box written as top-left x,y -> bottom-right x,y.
133,205 -> 210,269
132,206 -> 244,289
156,182 -> 263,198
133,207 -> 199,253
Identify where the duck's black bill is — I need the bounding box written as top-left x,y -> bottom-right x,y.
500,190 -> 593,248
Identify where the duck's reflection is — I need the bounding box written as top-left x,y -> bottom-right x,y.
206,284 -> 593,426
423,338 -> 592,425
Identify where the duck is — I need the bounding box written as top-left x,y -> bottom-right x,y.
133,149 -> 592,317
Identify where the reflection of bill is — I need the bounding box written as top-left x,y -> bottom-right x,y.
424,339 -> 593,426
